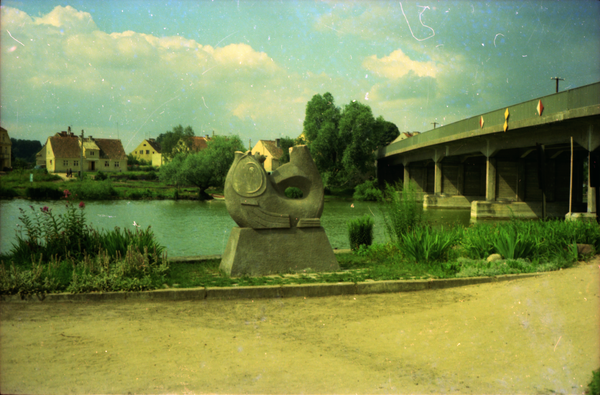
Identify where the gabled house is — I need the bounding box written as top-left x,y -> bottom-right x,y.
251,139 -> 284,172
130,138 -> 163,167
37,130 -> 127,173
174,136 -> 210,155
0,127 -> 11,170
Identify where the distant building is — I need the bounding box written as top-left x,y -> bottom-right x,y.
175,136 -> 210,154
251,139 -> 284,172
37,129 -> 127,173
0,127 -> 11,169
390,131 -> 420,144
131,138 -> 163,167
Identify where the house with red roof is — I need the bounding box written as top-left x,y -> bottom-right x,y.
36,129 -> 127,173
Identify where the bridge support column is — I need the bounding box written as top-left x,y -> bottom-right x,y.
434,161 -> 442,194
403,165 -> 410,186
588,152 -> 596,214
517,160 -> 526,202
486,157 -> 496,201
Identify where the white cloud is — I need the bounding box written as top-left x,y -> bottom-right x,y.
0,5 -> 332,147
363,49 -> 438,80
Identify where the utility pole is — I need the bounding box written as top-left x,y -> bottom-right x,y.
551,77 -> 564,93
79,129 -> 85,180
431,122 -> 439,129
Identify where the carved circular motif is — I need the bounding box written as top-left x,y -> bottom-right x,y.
232,156 -> 267,197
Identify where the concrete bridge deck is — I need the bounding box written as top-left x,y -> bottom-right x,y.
377,82 -> 600,220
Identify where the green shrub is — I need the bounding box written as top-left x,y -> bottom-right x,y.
0,186 -> 18,198
128,189 -> 153,199
95,171 -> 108,181
285,187 -> 303,199
25,186 -> 63,200
587,369 -> 600,395
347,215 -> 374,251
493,226 -> 542,260
353,179 -> 383,201
461,223 -> 497,259
399,226 -> 460,264
67,247 -> 169,293
69,180 -> 118,200
380,181 -> 423,243
8,196 -> 164,267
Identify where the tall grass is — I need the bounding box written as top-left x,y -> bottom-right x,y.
347,215 -> 375,251
398,226 -> 461,264
380,181 -> 423,243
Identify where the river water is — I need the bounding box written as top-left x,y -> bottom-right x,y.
0,199 -> 470,257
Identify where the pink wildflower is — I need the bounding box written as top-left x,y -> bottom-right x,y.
79,201 -> 85,208
41,206 -> 49,212
63,189 -> 71,199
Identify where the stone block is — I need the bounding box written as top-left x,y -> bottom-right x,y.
220,227 -> 340,276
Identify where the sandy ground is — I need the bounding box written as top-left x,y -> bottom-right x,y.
1,260 -> 599,395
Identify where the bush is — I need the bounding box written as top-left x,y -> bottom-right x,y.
128,189 -> 153,199
25,186 -> 63,200
587,369 -> 600,395
347,215 -> 374,251
285,187 -> 303,199
69,180 -> 118,200
353,179 -> 383,201
398,225 -> 460,264
461,223 -> 497,259
95,171 -> 108,181
0,186 -> 18,198
493,226 -> 542,260
380,181 -> 423,243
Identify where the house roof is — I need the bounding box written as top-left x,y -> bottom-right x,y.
189,136 -> 209,151
95,138 -> 127,159
258,140 -> 283,159
146,139 -> 161,153
49,135 -> 81,158
47,134 -> 126,160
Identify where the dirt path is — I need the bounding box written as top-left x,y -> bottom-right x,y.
1,261 -> 598,395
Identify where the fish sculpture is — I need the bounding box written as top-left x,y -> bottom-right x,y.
224,145 -> 324,229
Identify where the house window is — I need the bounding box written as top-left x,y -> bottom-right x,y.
114,161 -> 120,167
74,160 -> 78,166
50,160 -> 53,165
105,161 -> 110,167
143,144 -> 147,146
146,150 -> 149,154
90,151 -> 94,156
63,160 -> 68,166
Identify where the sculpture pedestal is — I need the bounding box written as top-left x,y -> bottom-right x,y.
220,227 -> 340,277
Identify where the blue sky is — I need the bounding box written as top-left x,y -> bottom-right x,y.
1,0 -> 599,152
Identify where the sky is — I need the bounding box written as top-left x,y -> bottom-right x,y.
1,0 -> 599,152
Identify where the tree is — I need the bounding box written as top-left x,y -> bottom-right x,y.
373,116 -> 400,147
277,136 -> 298,165
339,100 -> 378,185
156,125 -> 194,161
11,138 -> 42,164
159,135 -> 244,200
302,93 -> 387,186
302,93 -> 343,185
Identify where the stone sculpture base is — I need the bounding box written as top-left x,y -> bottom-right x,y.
220,227 -> 340,277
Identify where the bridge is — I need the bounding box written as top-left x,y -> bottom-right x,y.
377,82 -> 600,220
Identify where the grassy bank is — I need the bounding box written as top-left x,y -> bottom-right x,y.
2,181 -> 599,297
0,169 -> 222,200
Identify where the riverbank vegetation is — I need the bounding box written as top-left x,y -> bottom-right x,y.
2,182 -> 598,298
1,193 -> 169,297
